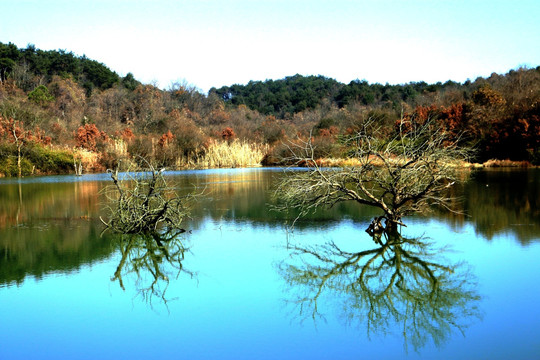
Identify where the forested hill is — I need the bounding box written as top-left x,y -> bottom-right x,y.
0,42 -> 139,95
210,75 -> 342,116
210,74 -> 466,117
1,41 -> 539,177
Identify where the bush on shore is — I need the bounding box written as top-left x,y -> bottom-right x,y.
0,143 -> 73,177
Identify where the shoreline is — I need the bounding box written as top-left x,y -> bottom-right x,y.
1,158 -> 536,179
311,157 -> 536,169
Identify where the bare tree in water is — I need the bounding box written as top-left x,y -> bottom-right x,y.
274,117 -> 471,240
100,159 -> 195,235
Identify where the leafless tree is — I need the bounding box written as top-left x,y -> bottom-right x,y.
274,117 -> 471,238
100,159 -> 194,234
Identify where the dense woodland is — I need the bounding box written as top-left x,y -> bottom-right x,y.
0,41 -> 539,176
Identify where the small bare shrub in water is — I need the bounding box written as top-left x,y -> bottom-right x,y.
100,161 -> 192,234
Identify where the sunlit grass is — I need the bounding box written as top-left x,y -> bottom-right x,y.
73,147 -> 100,172
195,140 -> 269,168
313,156 -> 474,168
482,159 -> 532,167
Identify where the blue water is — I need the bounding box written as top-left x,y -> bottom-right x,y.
0,168 -> 539,359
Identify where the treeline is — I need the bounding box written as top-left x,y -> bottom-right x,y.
210,68 -> 540,164
210,74 -> 463,117
0,42 -> 126,95
0,41 -> 539,176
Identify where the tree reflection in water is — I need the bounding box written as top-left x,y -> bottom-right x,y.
110,230 -> 195,308
279,234 -> 482,352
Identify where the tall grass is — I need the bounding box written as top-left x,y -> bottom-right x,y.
73,148 -> 101,173
107,138 -> 129,157
195,140 -> 269,168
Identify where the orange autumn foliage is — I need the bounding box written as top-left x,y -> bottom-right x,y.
221,127 -> 235,142
0,116 -> 51,146
158,130 -> 174,148
75,123 -> 108,151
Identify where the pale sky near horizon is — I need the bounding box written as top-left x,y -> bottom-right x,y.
1,0 -> 539,92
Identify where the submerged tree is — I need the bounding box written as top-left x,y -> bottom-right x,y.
101,160 -> 199,309
274,117 -> 471,238
274,116 -> 478,350
100,160 -> 193,234
278,235 -> 482,352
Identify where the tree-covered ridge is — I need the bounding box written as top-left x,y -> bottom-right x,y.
0,42 -> 126,94
335,79 -> 463,107
210,74 -> 467,116
210,74 -> 342,116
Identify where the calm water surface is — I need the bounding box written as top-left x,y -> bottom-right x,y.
0,168 -> 539,359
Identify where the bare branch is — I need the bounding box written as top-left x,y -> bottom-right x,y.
100,160 -> 195,234
273,116 -> 472,237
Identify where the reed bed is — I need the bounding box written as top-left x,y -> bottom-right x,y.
196,140 -> 269,168
481,159 -> 532,167
72,148 -> 100,173
313,156 -> 475,169
315,157 -> 537,169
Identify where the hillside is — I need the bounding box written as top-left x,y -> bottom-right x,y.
1,41 -> 539,176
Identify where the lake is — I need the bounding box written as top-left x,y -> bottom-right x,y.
1,168 -> 539,359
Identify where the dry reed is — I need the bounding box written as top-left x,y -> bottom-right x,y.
73,148 -> 100,173
196,140 -> 268,168
482,159 -> 532,167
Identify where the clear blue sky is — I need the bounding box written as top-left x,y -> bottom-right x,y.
2,0 -> 539,92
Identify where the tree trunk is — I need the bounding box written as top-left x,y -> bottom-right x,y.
17,142 -> 22,178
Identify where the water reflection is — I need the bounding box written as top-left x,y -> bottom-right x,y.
180,168 -> 540,242
0,221 -> 112,287
279,234 -> 482,352
0,179 -> 102,228
0,168 -> 539,288
176,168 -> 381,230
1,168 -> 538,241
464,169 -> 540,244
110,231 -> 194,307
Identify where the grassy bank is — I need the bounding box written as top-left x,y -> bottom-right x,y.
0,143 -> 74,177
0,142 -> 534,178
312,157 -> 535,169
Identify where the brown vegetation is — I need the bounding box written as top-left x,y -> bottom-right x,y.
0,42 -> 539,177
